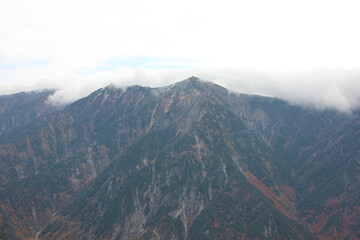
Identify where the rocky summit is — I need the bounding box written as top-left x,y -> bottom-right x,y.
0,77 -> 359,240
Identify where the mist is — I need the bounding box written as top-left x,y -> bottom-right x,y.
204,68 -> 360,112
3,68 -> 348,112
1,67 -> 359,112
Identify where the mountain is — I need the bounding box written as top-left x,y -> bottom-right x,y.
0,77 -> 358,240
0,90 -> 57,136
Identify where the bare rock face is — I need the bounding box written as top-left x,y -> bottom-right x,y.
0,77 -> 358,240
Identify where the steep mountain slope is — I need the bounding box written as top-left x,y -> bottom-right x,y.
0,90 -> 57,136
0,77 -> 358,239
0,85 -> 164,239
228,94 -> 360,239
294,116 -> 360,239
40,91 -> 315,240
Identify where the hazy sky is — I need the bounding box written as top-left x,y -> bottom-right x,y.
1,0 -> 360,111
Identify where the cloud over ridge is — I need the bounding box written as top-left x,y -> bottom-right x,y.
36,68 -> 360,112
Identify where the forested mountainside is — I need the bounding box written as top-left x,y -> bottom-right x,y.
0,77 -> 358,240
0,90 -> 57,136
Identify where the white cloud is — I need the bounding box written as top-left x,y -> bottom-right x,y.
201,68 -> 360,112
41,67 -> 360,112
0,0 -> 360,110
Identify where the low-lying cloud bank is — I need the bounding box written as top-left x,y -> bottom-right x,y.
2,68 -> 360,112
204,68 -> 360,112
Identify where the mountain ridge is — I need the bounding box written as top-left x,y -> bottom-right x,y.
0,77 -> 358,239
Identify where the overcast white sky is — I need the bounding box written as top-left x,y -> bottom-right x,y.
1,0 -> 360,111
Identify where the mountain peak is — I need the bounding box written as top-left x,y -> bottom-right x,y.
172,76 -> 215,90
187,75 -> 200,81
183,76 -> 210,85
